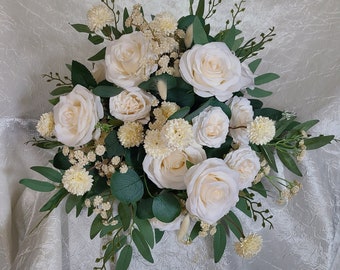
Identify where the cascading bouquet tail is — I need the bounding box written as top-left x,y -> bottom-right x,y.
20,0 -> 335,269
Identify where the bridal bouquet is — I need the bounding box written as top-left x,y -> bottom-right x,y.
20,0 -> 334,269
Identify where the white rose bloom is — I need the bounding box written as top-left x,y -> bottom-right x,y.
53,85 -> 104,147
229,96 -> 254,145
179,42 -> 253,102
109,89 -> 155,124
105,32 -> 157,88
143,143 -> 206,190
149,214 -> 185,231
224,146 -> 260,190
192,106 -> 229,148
185,158 -> 240,225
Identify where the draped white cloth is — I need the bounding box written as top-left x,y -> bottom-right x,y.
1,0 -> 339,269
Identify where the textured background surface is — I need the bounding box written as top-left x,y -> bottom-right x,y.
1,0 -> 339,269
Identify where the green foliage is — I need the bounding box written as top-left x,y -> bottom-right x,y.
19,179 -> 55,192
249,182 -> 267,198
236,197 -> 252,217
255,73 -> 280,85
248,58 -> 262,73
132,229 -> 154,263
304,135 -> 334,150
70,24 -> 92,33
110,169 -> 144,203
88,48 -> 106,61
193,16 -> 209,45
168,106 -> 191,120
50,86 -> 73,96
65,194 -> 83,214
134,218 -> 155,248
105,130 -> 125,157
136,198 -> 154,219
247,87 -> 272,98
224,211 -> 244,240
30,166 -> 62,183
277,150 -> 302,176
92,85 -> 123,97
53,152 -> 72,170
255,108 -> 282,121
118,202 -> 132,231
189,221 -> 201,241
71,61 -> 97,89
90,214 -> 104,239
259,145 -> 278,172
213,223 -> 227,263
154,229 -> 164,243
195,0 -> 205,17
88,34 -> 104,45
116,245 -> 132,270
152,193 -> 181,223
40,188 -> 68,212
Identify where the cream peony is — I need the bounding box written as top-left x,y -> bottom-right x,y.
143,143 -> 206,190
192,106 -> 229,148
105,32 -> 157,88
185,158 -> 240,224
109,89 -> 155,124
179,42 -> 253,102
53,85 -> 103,147
228,96 -> 254,145
224,146 -> 260,190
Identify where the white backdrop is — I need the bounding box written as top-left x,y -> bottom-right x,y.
1,0 -> 339,269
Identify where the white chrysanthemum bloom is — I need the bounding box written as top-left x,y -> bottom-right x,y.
87,4 -> 114,32
150,12 -> 178,35
117,122 -> 144,148
62,166 -> 93,196
234,233 -> 263,259
162,119 -> 194,151
144,129 -> 171,158
248,116 -> 276,145
36,112 -> 54,137
95,144 -> 106,156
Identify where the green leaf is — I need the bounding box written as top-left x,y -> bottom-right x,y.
277,150 -> 302,176
116,245 -> 132,270
189,221 -> 201,241
49,97 -> 59,105
177,15 -> 195,31
152,193 -> 181,223
50,86 -> 73,96
88,47 -> 106,61
19,179 -> 55,192
118,202 -> 132,231
92,85 -> 123,97
286,120 -> 319,137
224,211 -> 243,240
136,198 -> 154,219
132,229 -> 154,263
111,169 -> 144,203
249,99 -> 263,110
70,23 -> 92,33
88,34 -> 104,45
134,218 -> 154,248
248,59 -> 262,73
275,118 -> 297,137
304,135 -> 334,150
168,106 -> 190,120
53,152 -> 72,170
166,87 -> 195,108
193,16 -> 208,45
90,214 -> 103,239
103,242 -> 115,264
249,181 -> 267,198
247,87 -> 272,98
30,166 -> 62,183
204,137 -> 233,159
260,145 -> 278,172
139,73 -> 177,94
213,223 -> 227,263
236,197 -> 252,217
254,73 -> 280,85
71,60 -> 97,88
40,188 -> 68,212
65,194 -> 83,214
254,108 -> 282,121
195,0 -> 205,17
222,25 -> 237,50
32,140 -> 63,149
154,229 -> 164,243
105,130 -> 125,157
232,37 -> 244,51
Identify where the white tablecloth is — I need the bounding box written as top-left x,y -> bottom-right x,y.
1,0 -> 339,269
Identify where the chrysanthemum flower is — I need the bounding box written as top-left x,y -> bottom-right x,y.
36,112 -> 54,138
144,129 -> 171,158
87,5 -> 114,32
248,116 -> 276,145
117,122 -> 144,148
151,12 -> 178,35
62,166 -> 93,196
234,233 -> 263,259
162,119 -> 193,151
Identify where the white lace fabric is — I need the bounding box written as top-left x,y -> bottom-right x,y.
0,0 -> 339,269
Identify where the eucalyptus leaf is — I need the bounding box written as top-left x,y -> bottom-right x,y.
168,106 -> 190,120
134,218 -> 154,248
116,245 -> 132,270
304,135 -> 334,150
118,202 -> 132,231
286,120 -> 319,137
53,152 -> 72,170
88,47 -> 106,61
232,37 -> 244,51
249,181 -> 268,198
132,229 -> 154,263
189,221 -> 201,241
92,85 -> 123,97
254,108 -> 282,121
254,73 -> 280,85
70,23 -> 92,33
19,179 -> 55,192
136,198 -> 154,219
50,86 -> 73,96
40,188 -> 68,212
88,34 -> 104,45
49,97 -> 59,105
247,87 -> 272,98
236,197 -> 252,217
105,130 -> 125,157
152,193 -> 181,223
154,229 -> 164,243
260,145 -> 278,172
277,150 -> 302,176
90,214 -> 103,239
71,60 -> 97,88
111,169 -> 144,203
249,99 -> 263,110
193,16 -> 208,45
30,166 -> 62,183
213,224 -> 227,263
224,211 -> 243,240
248,58 -> 262,73
195,0 -> 205,17
65,194 -> 83,214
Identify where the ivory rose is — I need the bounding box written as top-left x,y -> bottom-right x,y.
224,146 -> 260,190
185,158 -> 240,224
53,85 -> 103,147
192,106 -> 229,148
228,96 -> 254,145
109,89 -> 155,124
143,143 -> 206,190
105,32 -> 157,88
179,42 -> 253,102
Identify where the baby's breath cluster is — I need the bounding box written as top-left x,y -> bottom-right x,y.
85,196 -> 118,226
